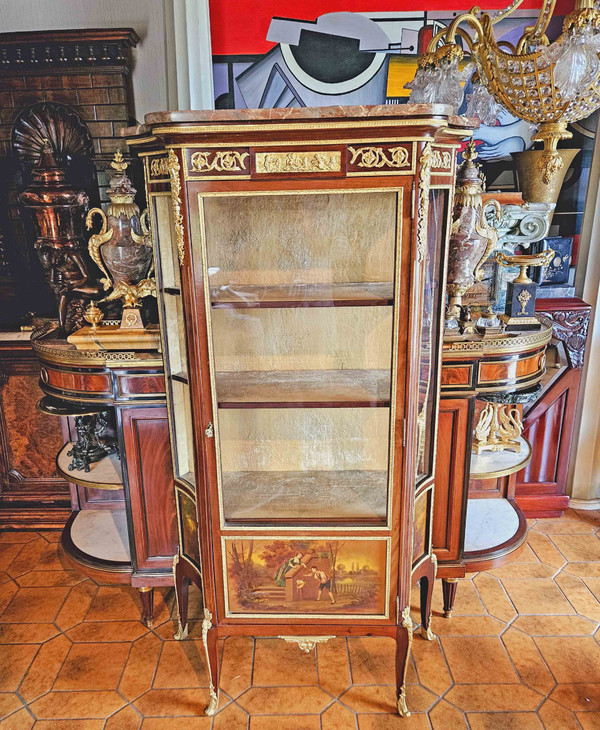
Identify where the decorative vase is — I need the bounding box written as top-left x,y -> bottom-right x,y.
511,148 -> 579,206
86,151 -> 155,328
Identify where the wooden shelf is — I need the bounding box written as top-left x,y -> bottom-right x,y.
171,372 -> 189,385
37,395 -> 107,418
61,510 -> 132,584
216,369 -> 391,408
470,437 -> 532,480
463,498 -> 528,570
464,498 -> 520,553
222,469 -> 388,523
210,282 -> 394,309
57,442 -> 123,490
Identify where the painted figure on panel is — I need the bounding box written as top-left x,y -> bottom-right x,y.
225,538 -> 387,615
273,551 -> 304,587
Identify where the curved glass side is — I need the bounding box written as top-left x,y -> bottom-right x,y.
149,191 -> 196,490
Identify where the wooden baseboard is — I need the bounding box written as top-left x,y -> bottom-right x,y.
569,498 -> 600,511
0,507 -> 71,530
514,494 -> 569,518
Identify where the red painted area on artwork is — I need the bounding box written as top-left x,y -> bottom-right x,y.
209,0 -> 575,55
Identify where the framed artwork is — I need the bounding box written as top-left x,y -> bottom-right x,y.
177,488 -> 201,570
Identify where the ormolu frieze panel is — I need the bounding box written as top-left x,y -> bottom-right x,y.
41,366 -> 112,396
148,155 -> 170,179
477,351 -> 546,388
180,143 -> 421,180
430,147 -> 454,174
440,364 -> 474,389
254,150 -> 343,175
347,143 -> 414,174
184,147 -> 251,179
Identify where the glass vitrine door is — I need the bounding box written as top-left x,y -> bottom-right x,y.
200,189 -> 403,527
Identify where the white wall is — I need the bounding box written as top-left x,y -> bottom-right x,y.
0,0 -> 172,121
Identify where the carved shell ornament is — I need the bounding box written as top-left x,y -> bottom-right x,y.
12,101 -> 94,168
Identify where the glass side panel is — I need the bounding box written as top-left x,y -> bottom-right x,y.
150,192 -> 194,489
163,292 -> 188,379
202,191 -> 399,526
152,195 -> 181,290
171,379 -> 195,485
416,188 -> 450,482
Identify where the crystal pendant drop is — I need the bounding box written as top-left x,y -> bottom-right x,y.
405,56 -> 474,113
465,81 -> 505,125
540,25 -> 600,102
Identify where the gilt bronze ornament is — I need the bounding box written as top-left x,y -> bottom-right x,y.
495,250 -> 555,330
406,1 -> 600,203
67,410 -> 118,473
446,141 -> 500,328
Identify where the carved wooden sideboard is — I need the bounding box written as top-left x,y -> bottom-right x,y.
433,295 -> 591,616
435,320 -> 552,615
31,327 -> 177,625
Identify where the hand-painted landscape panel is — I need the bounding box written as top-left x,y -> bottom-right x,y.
223,537 -> 389,617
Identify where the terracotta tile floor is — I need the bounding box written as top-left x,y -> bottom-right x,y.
1,509 -> 600,728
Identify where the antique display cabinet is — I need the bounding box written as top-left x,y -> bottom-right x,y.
30,327 -> 177,626
125,105 -> 473,716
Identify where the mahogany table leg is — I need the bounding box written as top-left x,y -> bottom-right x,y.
442,578 -> 459,618
395,605 -> 413,717
138,587 -> 154,627
202,608 -> 220,716
418,554 -> 436,640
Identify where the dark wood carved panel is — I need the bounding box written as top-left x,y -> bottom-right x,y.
2,374 -> 63,478
536,298 -> 591,369
521,393 -> 566,484
0,339 -> 70,528
120,406 -> 177,572
433,397 -> 473,563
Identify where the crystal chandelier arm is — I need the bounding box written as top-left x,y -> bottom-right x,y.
497,40 -> 517,53
427,14 -> 484,53
520,0 -> 557,45
490,0 -> 526,25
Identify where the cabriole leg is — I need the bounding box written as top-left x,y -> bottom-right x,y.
395,605 -> 414,717
202,608 -> 219,716
442,578 -> 459,618
419,554 -> 436,641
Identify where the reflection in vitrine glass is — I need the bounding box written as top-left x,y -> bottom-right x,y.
416,188 -> 450,482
